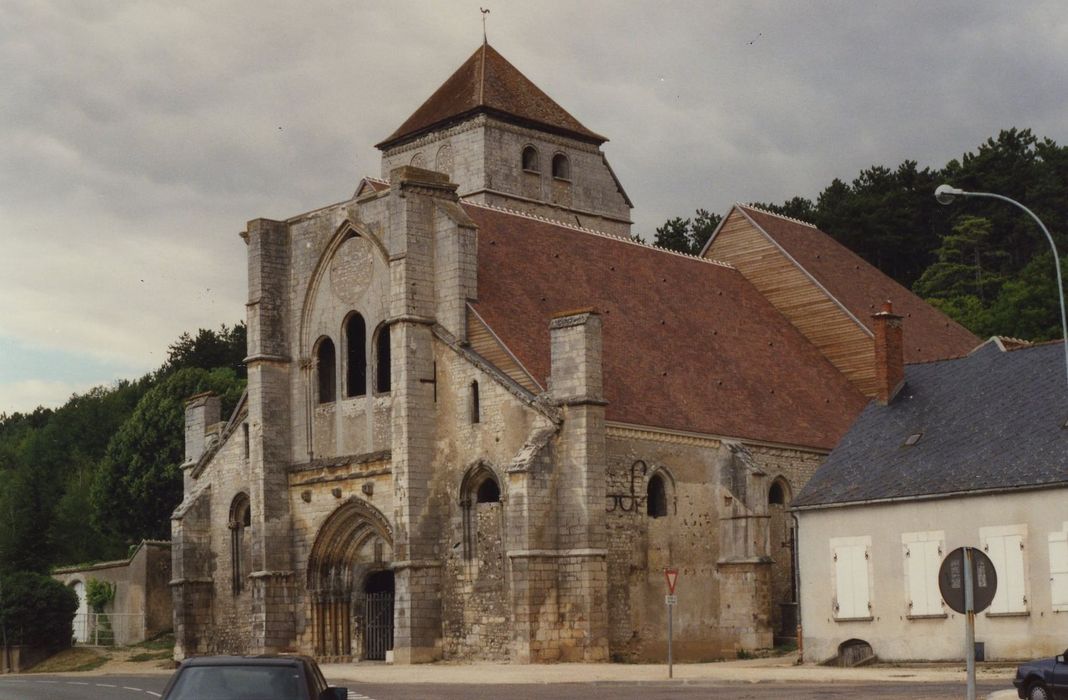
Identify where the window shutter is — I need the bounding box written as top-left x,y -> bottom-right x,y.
1004,534 -> 1026,612
835,544 -> 870,618
1048,532 -> 1068,611
906,544 -> 925,613
985,532 -> 1028,614
986,534 -> 1009,613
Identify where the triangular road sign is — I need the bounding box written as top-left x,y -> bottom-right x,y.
664,568 -> 678,594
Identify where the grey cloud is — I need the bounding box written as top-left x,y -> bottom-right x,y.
1,0 -> 1067,412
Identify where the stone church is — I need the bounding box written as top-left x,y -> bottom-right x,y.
171,43 -> 976,663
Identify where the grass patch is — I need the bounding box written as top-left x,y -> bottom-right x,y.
131,632 -> 175,651
128,650 -> 173,662
29,647 -> 108,673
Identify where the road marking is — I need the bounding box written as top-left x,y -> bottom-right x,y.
0,680 -> 162,696
347,691 -> 376,700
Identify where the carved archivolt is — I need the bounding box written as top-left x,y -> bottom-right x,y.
307,497 -> 393,590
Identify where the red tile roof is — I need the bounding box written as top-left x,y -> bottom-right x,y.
377,44 -> 606,150
735,205 -> 979,363
467,204 -> 868,450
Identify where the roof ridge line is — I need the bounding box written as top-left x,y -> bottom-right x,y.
463,200 -> 735,269
739,202 -> 818,229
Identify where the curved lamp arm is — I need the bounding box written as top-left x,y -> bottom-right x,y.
935,185 -> 1068,394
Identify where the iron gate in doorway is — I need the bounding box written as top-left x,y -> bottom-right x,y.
361,591 -> 394,661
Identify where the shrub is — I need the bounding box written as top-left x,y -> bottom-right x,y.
0,571 -> 78,649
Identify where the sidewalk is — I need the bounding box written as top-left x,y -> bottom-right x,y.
321,653 -> 1018,697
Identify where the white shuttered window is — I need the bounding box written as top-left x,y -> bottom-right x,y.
981,525 -> 1028,615
831,536 -> 872,620
1049,527 -> 1068,612
902,532 -> 944,617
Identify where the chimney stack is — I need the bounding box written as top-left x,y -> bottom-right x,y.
872,301 -> 904,404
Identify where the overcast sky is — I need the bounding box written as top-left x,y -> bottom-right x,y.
2,0 -> 1066,415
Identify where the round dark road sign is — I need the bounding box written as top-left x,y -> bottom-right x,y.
938,546 -> 997,614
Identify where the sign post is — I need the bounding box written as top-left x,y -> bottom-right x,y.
939,546 -> 997,700
664,568 -> 678,679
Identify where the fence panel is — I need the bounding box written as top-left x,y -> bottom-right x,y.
72,612 -> 146,647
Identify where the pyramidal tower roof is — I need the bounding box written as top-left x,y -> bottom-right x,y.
376,43 -> 606,149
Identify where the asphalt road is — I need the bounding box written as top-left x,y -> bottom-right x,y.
0,675 -> 1012,700
0,675 -> 167,699
350,681 -> 1010,699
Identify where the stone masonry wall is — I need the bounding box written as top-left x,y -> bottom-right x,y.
604,430 -> 825,662
381,115 -> 631,237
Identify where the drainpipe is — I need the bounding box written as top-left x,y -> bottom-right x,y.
791,512 -> 803,664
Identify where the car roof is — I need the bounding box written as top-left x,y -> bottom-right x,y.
179,655 -> 314,667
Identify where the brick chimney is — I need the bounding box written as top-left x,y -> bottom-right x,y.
872,301 -> 904,404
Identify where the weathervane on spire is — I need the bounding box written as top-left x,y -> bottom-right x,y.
480,7 -> 490,44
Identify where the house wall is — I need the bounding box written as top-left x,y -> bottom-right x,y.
797,488 -> 1068,662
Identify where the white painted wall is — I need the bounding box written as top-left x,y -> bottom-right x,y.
797,487 -> 1068,662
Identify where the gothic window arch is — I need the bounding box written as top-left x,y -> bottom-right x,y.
521,145 -> 539,172
646,468 -> 675,518
769,477 -> 790,506
229,493 -> 252,595
374,323 -> 391,394
315,336 -> 336,404
345,313 -> 367,398
470,380 -> 480,423
552,152 -> 570,180
459,463 -> 503,560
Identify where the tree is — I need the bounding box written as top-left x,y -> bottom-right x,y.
914,216 -> 1009,305
161,323 -> 247,379
653,217 -> 692,253
653,209 -> 723,255
90,367 -> 245,544
984,253 -> 1068,341
0,571 -> 78,649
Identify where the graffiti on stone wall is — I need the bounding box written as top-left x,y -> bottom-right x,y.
606,459 -> 649,513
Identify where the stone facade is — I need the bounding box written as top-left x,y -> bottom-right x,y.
382,115 -> 632,238
171,44 -> 840,665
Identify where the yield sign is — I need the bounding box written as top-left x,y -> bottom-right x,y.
664,568 -> 679,594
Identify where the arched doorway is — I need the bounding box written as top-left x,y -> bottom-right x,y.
307,499 -> 393,661
767,477 -> 797,644
361,570 -> 395,661
71,580 -> 88,643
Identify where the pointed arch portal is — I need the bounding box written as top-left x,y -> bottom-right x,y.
307,499 -> 394,660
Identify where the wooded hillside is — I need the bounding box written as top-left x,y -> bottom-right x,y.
655,128 -> 1068,342
0,325 -> 246,574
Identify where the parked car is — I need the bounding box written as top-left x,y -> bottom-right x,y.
1014,649 -> 1068,700
160,655 -> 348,700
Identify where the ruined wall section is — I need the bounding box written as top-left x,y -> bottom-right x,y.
747,445 -> 825,638
431,338 -> 557,661
604,430 -> 826,662
604,432 -> 725,662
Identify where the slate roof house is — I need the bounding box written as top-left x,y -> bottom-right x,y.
170,42 -> 975,664
794,333 -> 1068,662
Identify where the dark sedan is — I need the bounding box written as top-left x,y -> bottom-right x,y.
1015,649 -> 1068,700
160,655 -> 348,700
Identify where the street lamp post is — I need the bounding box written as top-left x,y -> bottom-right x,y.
934,184 -> 1068,393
